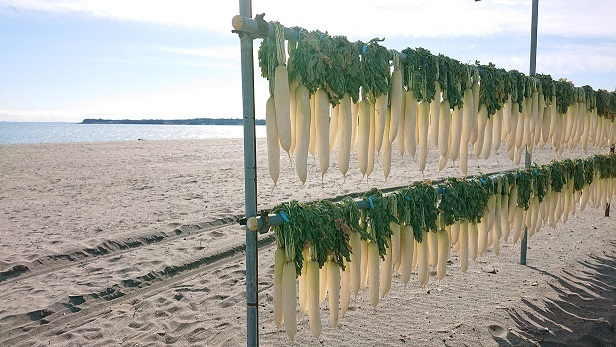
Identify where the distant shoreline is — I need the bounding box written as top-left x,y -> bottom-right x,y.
81,118 -> 266,125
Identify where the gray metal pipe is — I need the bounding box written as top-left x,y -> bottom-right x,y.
232,15 -> 408,63
520,0 -> 539,266
245,173 -> 513,232
237,0 -> 259,346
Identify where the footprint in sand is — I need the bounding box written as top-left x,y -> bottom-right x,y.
488,324 -> 507,338
209,231 -> 224,238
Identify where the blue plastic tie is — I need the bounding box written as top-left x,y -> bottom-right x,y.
405,195 -> 411,202
533,169 -> 538,176
297,28 -> 302,41
480,177 -> 487,185
279,211 -> 290,223
368,197 -> 375,209
362,45 -> 367,55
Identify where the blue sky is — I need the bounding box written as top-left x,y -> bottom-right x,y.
1,0 -> 615,122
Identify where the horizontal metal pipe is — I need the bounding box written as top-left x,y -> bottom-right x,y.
244,171 -> 513,231
232,15 -> 408,63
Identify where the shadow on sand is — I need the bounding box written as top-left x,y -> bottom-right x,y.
491,240 -> 616,347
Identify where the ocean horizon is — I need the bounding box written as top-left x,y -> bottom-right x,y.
0,122 -> 267,145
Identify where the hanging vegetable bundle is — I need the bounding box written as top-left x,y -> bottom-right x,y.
259,19 -> 616,186
267,152 -> 616,341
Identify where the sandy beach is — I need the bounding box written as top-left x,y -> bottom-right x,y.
0,138 -> 614,346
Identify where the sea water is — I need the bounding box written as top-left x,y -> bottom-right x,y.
0,122 -> 267,144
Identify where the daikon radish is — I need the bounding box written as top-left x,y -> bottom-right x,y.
493,108 -> 502,151
563,183 -> 571,224
289,80 -> 298,154
349,232 -> 361,299
329,104 -> 339,154
327,260 -> 340,328
319,261 -> 328,304
487,194 -> 496,232
382,108 -> 392,180
534,92 -> 544,146
368,241 -> 380,309
405,90 -> 418,158
459,221 -> 469,273
391,222 -> 401,271
400,225 -> 414,286
417,230 -> 429,287
581,110 -> 591,152
439,99 -> 451,157
580,186 -> 591,212
522,96 -> 532,150
501,95 -> 512,143
471,82 -> 480,144
274,65 -> 292,154
564,106 -> 574,143
337,93 -> 352,177
357,100 -> 370,177
494,193 -> 502,256
367,103 -> 376,178
390,68 -> 403,143
315,88 -> 330,178
340,261 -> 351,317
298,248 -> 309,315
530,91 -> 539,146
360,239 -> 369,290
309,94 -> 317,157
375,94 -> 388,154
451,221 -> 460,246
477,221 -> 487,257
351,100 -> 359,152
515,102 -> 525,150
282,261 -> 297,340
482,115 -> 493,159
418,101 -> 430,173
266,97 -> 280,185
295,84 -> 311,184
540,105 -> 551,148
501,193 -> 510,241
473,104 -> 488,158
428,230 -> 438,269
508,187 -> 518,225
438,155 -> 447,172
437,228 -> 449,280
379,238 -> 393,298
469,222 -> 478,261
540,188 -> 550,223
549,96 -> 558,139
306,260 -> 321,338
450,107 -> 463,162
511,207 -> 524,244
412,238 -> 418,274
397,91 -> 406,157
462,88 -> 473,145
430,82 -> 442,148
273,248 -> 285,329
529,196 -> 540,237
507,104 -> 518,152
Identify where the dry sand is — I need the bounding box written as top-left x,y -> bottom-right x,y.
0,138 -> 614,346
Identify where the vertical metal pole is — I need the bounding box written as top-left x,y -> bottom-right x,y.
607,145 -> 615,217
520,0 -> 539,266
238,0 -> 258,346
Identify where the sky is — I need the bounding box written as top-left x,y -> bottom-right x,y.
0,0 -> 615,122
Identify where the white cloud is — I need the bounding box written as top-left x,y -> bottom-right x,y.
3,0 -> 615,39
537,42 -> 616,76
